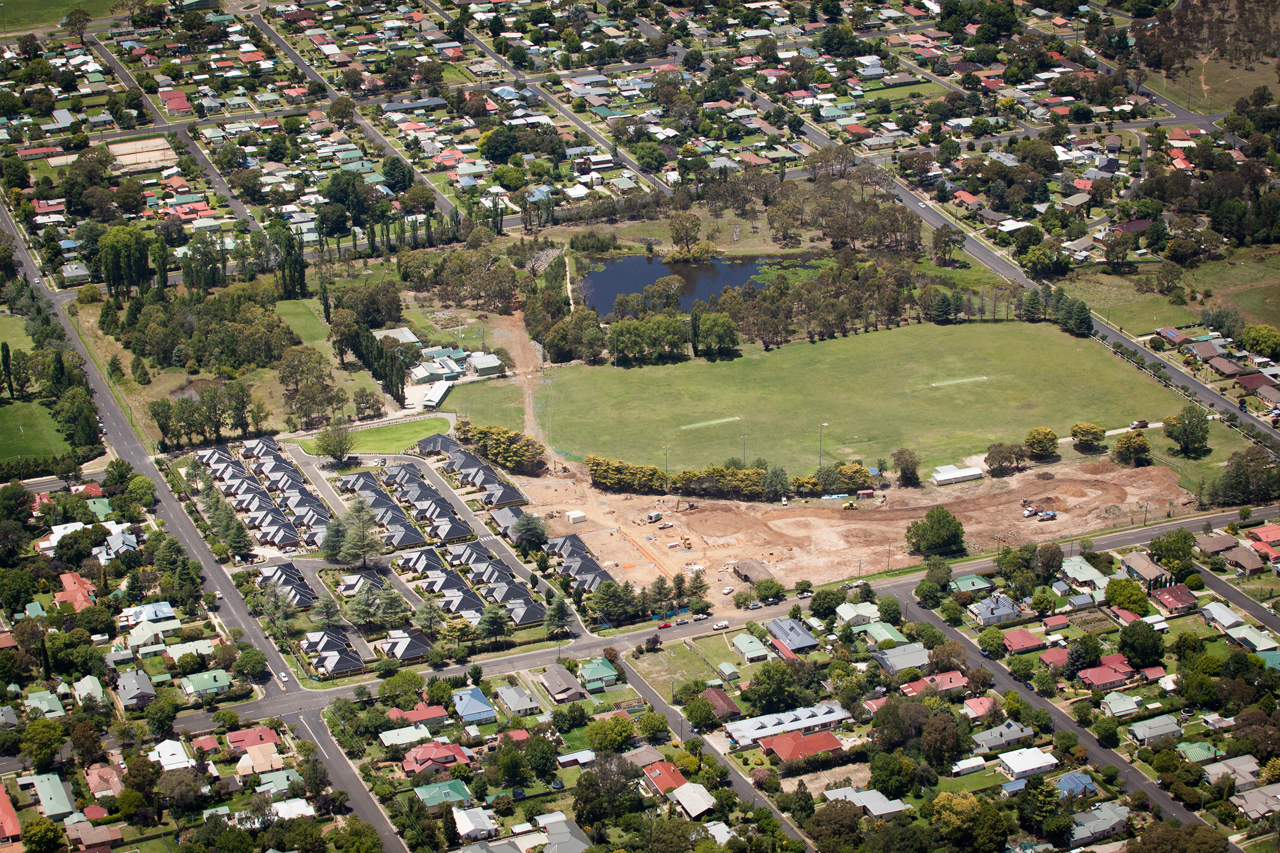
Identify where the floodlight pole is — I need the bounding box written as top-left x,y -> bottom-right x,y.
663,445 -> 670,476
819,422 -> 829,468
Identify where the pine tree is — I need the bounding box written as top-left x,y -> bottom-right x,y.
131,353 -> 150,385
224,519 -> 251,554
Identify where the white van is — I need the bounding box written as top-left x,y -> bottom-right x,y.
712,621 -> 729,631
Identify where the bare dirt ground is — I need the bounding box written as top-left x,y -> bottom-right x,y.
779,764 -> 871,795
517,460 -> 1191,588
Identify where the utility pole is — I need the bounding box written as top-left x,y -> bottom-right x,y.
740,434 -> 746,465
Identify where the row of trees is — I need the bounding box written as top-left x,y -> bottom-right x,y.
456,421 -> 545,474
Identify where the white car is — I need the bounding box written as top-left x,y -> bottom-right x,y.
918,202 -> 926,208
797,591 -> 813,599
279,672 -> 289,684
722,586 -> 735,595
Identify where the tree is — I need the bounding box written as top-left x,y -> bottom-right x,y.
637,711 -> 669,739
145,699 -> 177,736
235,648 -> 268,678
1105,578 -> 1150,616
585,715 -> 634,752
337,498 -> 382,567
1114,430 -> 1152,467
741,659 -> 801,714
914,580 -> 942,607
315,421 -> 355,464
1093,714 -> 1119,746
1024,427 -> 1058,457
932,224 -> 966,265
21,718 -> 64,771
878,596 -> 901,625
809,588 -> 844,620
892,447 -> 921,487
905,506 -> 966,556
806,801 -> 864,853
978,627 -> 1006,659
1164,404 -> 1211,457
511,514 -> 548,550
327,96 -> 356,127
312,595 -> 341,630
64,8 -> 92,43
668,212 -> 701,251
1118,620 -> 1165,668
1070,422 -> 1105,450
685,695 -> 717,729
22,817 -> 63,853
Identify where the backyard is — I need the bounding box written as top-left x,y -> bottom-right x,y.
528,321 -> 1194,474
298,417 -> 449,455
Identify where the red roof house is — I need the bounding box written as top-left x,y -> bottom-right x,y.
403,741 -> 472,775
901,671 -> 968,697
227,726 -> 281,753
1043,615 -> 1071,631
388,703 -> 449,725
0,780 -> 18,842
70,482 -> 101,497
55,572 -> 96,612
1003,629 -> 1046,654
1250,524 -> 1280,546
1078,663 -> 1131,691
758,731 -> 843,762
1153,584 -> 1197,615
643,760 -> 687,794
1040,648 -> 1069,668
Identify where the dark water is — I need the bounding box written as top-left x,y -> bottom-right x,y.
580,255 -> 766,314
170,379 -> 218,400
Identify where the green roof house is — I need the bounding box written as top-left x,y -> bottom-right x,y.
24,601 -> 45,619
73,675 -> 103,705
948,575 -> 994,594
86,498 -> 112,520
859,622 -> 907,644
579,658 -> 618,692
414,779 -> 473,813
732,633 -> 770,663
23,773 -> 74,820
181,669 -> 232,698
25,691 -> 64,719
1176,741 -> 1225,765
257,769 -> 304,797
717,662 -> 739,681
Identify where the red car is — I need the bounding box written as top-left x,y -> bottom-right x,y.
658,622 -> 673,629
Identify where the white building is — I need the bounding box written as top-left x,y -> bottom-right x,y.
999,748 -> 1058,779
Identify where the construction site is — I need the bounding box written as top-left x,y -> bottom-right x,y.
517,459 -> 1194,589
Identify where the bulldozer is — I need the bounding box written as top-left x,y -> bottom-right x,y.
841,502 -> 858,510
681,535 -> 692,548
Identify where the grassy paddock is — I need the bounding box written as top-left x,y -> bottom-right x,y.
0,400 -> 70,460
299,417 -> 449,455
442,380 -> 525,432
534,322 -> 1190,473
1062,267 -> 1200,333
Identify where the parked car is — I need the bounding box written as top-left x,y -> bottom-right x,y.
797,591 -> 813,598
763,597 -> 779,606
722,587 -> 734,595
713,621 -> 729,630
658,522 -> 673,529
693,614 -> 709,621
675,619 -> 688,626
1130,420 -> 1148,429
747,602 -> 763,610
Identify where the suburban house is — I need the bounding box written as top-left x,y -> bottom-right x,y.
579,658 -> 618,692
453,687 -> 498,723
872,642 -> 930,673
1202,602 -> 1245,630
766,618 -> 819,654
971,721 -> 1033,753
1003,629 -> 1045,655
643,761 -> 687,794
758,731 -> 843,762
1100,693 -> 1141,718
900,671 -> 968,697
1077,661 -> 1132,691
1153,584 -> 1198,615
1122,553 -> 1173,590
117,670 -> 155,709
948,575 -> 993,595
1205,755 -> 1260,791
540,664 -> 587,703
700,687 -> 742,721
180,669 -> 232,698
414,779 -> 474,814
823,788 -> 909,818
1129,715 -> 1182,745
724,702 -> 851,746
733,633 -> 772,663
496,685 -> 540,717
1069,803 -> 1131,846
1000,748 -> 1058,779
969,594 -> 1021,626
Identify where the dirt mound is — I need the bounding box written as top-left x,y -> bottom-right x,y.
1080,461 -> 1121,475
1036,496 -> 1070,512
1056,486 -> 1088,498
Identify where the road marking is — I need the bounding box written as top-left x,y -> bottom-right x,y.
299,715 -> 328,759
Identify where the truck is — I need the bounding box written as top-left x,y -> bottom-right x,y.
712,621 -> 729,631
1022,506 -> 1040,518
646,511 -> 663,523
1130,420 -> 1148,430
1038,510 -> 1058,521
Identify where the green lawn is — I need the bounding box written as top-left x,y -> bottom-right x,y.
299,417 -> 449,455
0,315 -> 32,350
275,299 -> 330,345
2,0 -> 125,29
1149,420 -> 1256,491
0,399 -> 70,461
442,380 -> 525,432
934,768 -> 1006,793
534,322 -> 1192,473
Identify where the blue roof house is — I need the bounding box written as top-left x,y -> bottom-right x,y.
1056,772 -> 1097,798
453,687 -> 497,723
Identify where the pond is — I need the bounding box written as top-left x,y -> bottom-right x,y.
170,379 -> 219,400
579,255 -> 768,315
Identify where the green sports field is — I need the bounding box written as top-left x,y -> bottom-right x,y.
533,322 -> 1191,474
0,399 -> 69,461
4,0 -> 115,30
